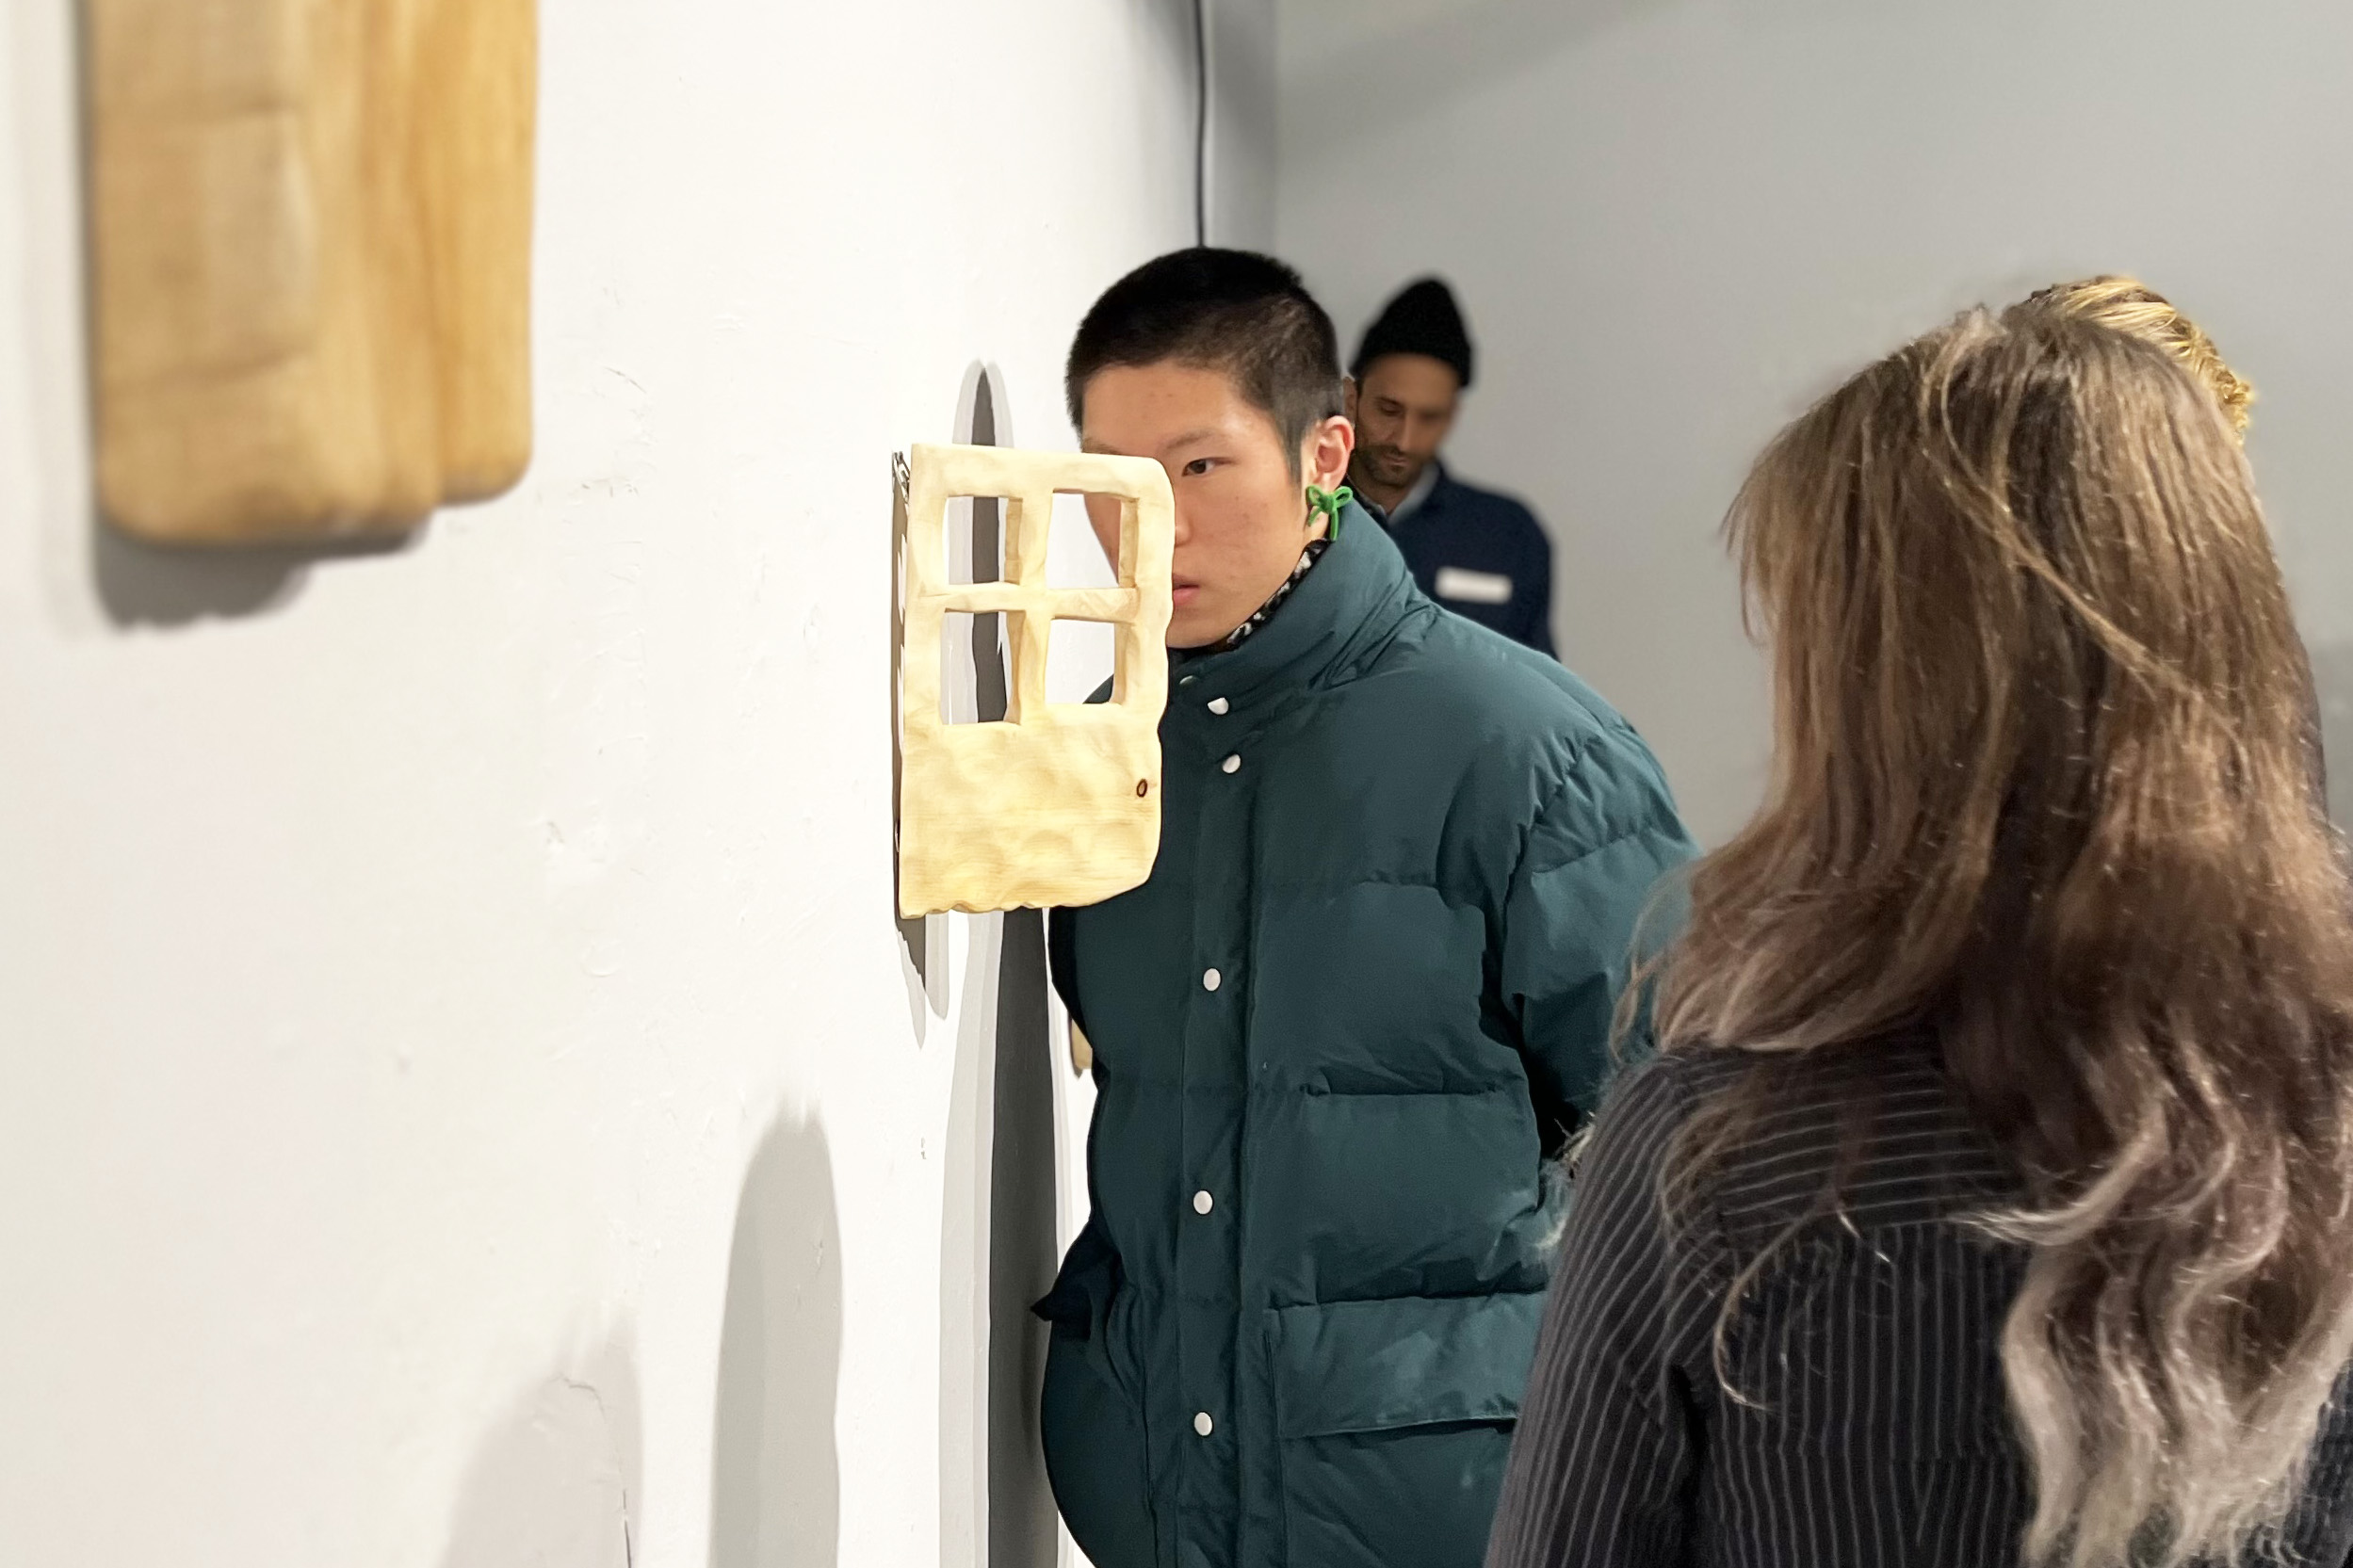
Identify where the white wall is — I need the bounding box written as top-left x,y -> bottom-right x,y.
0,2 -> 1253,1565
1277,0 -> 2353,842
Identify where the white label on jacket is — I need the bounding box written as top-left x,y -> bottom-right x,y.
1435,566 -> 1514,606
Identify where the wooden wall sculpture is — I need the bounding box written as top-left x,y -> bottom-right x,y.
898,444 -> 1175,918
87,0 -> 538,543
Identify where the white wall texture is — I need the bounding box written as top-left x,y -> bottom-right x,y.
1277,0 -> 2353,843
0,2 -> 1268,1565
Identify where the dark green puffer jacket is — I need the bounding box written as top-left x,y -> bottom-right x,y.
1039,504 -> 1695,1568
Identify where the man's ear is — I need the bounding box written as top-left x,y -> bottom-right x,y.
1342,375 -> 1360,424
1304,414 -> 1355,491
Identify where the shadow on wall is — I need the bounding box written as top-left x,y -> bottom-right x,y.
988,904 -> 1060,1568
436,1330 -> 644,1568
709,1108 -> 844,1568
2312,638 -> 2353,827
931,363 -> 1062,1568
1131,0 -> 1202,79
89,522 -> 424,627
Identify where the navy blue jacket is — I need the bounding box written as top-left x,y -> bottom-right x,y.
1377,463 -> 1555,656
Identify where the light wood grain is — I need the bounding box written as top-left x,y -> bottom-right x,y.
898,444 -> 1176,918
88,0 -> 536,542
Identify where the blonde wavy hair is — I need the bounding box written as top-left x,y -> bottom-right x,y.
1652,305 -> 2353,1567
2024,274 -> 2254,437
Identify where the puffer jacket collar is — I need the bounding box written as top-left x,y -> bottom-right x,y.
1164,501 -> 1421,728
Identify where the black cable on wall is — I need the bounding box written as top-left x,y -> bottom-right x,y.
1193,0 -> 1209,246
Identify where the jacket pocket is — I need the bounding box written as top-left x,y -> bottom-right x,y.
1042,1317 -> 1160,1568
1037,1229 -> 1160,1568
1270,1291 -> 1544,1568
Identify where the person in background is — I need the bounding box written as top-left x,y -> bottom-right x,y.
1035,249 -> 1694,1568
1486,305 -> 2353,1566
1347,277 -> 1558,654
2021,273 -> 2328,803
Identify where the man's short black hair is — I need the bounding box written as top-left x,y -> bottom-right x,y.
1066,248 -> 1344,476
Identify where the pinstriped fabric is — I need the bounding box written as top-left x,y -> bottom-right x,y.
1485,1041 -> 2353,1568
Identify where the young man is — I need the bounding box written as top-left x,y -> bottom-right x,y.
1347,277 -> 1557,655
1035,250 -> 1694,1568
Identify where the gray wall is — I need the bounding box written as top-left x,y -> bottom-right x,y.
1278,0 -> 2353,842
1212,0 -> 1280,248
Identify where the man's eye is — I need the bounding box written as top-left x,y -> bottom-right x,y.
1183,458 -> 1216,477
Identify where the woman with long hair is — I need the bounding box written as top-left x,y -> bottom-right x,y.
2021,274 -> 2326,802
1485,305 -> 2353,1566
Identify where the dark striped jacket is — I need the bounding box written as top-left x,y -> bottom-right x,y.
1487,1039 -> 2353,1567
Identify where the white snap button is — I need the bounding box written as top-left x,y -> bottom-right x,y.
1207,697 -> 1229,715
1194,1412 -> 1214,1436
1193,1189 -> 1214,1215
1202,968 -> 1222,992
1221,754 -> 1241,774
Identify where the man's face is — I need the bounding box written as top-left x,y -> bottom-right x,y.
1080,362 -> 1349,649
1347,353 -> 1461,492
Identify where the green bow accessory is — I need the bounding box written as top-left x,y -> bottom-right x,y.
1306,483 -> 1354,539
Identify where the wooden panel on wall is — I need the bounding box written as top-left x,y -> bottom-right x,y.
87,0 -> 537,543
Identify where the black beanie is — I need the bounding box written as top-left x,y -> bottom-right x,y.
1350,277 -> 1473,389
